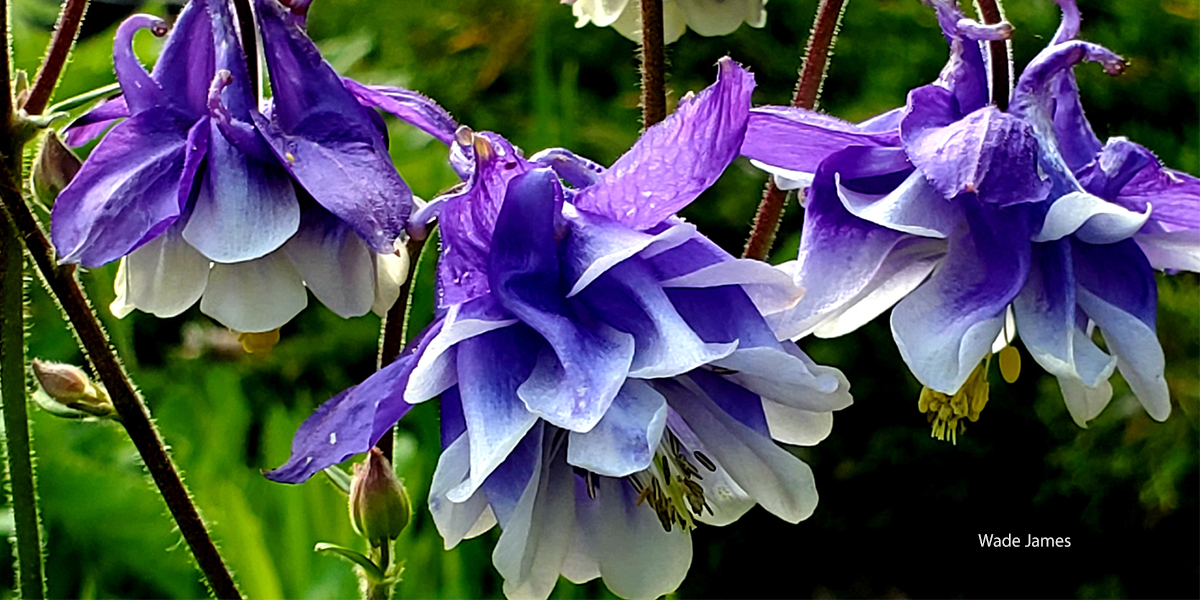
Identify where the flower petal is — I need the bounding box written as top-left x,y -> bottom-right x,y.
450,327 -> 541,503
1072,240 -> 1169,421
120,221 -> 210,318
835,170 -> 961,238
252,0 -> 412,253
183,134 -> 301,263
429,431 -> 497,549
489,170 -> 634,431
663,411 -> 756,526
711,345 -> 853,413
575,475 -> 692,600
577,259 -> 735,379
529,148 -> 606,189
658,376 -> 819,523
1014,241 -> 1116,394
51,110 -> 193,267
492,432 -> 576,600
263,322 -> 440,483
1032,191 -> 1151,244
405,295 -> 517,404
902,100 -> 1049,207
891,203 -> 1030,394
64,96 -> 130,146
676,0 -> 765,36
438,133 -> 533,306
282,210 -> 376,318
342,79 -> 458,146
562,207 -> 695,297
567,380 -> 668,477
1135,230 -> 1200,272
761,402 -> 834,446
200,249 -> 308,332
741,106 -> 899,174
1056,376 -> 1114,428
572,58 -> 753,230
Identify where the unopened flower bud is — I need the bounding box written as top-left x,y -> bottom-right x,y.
349,449 -> 411,547
31,132 -> 82,204
30,359 -> 115,418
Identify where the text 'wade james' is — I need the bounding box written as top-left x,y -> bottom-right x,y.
978,534 -> 1072,548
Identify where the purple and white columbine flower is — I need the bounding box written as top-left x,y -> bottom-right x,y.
742,0 -> 1198,430
55,0 -> 454,332
267,59 -> 852,600
566,0 -> 767,44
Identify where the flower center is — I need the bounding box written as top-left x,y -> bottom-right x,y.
918,359 -> 991,444
626,431 -> 716,532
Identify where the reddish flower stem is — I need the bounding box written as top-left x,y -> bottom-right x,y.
743,0 -> 847,261
21,0 -> 89,116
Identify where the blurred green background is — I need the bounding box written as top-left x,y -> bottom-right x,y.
4,0 -> 1198,597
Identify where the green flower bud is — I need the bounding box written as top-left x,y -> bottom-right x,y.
30,359 -> 115,418
31,131 -> 82,204
349,449 -> 411,547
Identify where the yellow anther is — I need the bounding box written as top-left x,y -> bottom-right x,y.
918,360 -> 991,444
238,329 -> 281,354
999,345 -> 1021,384
473,135 -> 494,161
285,152 -> 296,162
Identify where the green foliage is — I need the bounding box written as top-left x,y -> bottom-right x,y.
5,0 -> 1197,598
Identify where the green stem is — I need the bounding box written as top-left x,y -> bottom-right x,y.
0,205 -> 46,600
45,82 -> 120,114
1,0 -> 48,595
742,0 -> 847,261
0,164 -> 243,599
375,235 -> 430,462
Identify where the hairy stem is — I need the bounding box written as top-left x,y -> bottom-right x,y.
743,0 -> 847,261
975,0 -> 1010,109
1,1 -> 48,595
375,235 -> 429,462
21,0 -> 89,116
1,203 -> 46,600
0,166 -> 242,599
638,0 -> 666,129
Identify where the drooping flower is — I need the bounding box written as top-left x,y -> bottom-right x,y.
267,58 -> 852,599
742,0 -> 1198,431
54,0 -> 454,333
565,0 -> 767,44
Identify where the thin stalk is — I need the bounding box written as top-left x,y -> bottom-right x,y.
0,218 -> 44,600
975,0 -> 1010,109
0,164 -> 242,599
638,0 -> 666,129
375,235 -> 429,462
230,0 -> 258,94
21,0 -> 89,116
45,82 -> 119,114
2,0 -> 48,595
742,0 -> 847,261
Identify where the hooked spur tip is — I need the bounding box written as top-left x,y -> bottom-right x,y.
454,124 -> 475,147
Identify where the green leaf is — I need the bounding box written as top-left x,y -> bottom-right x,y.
314,542 -> 386,583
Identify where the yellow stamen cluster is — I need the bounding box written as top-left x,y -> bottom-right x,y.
238,329 -> 281,354
918,361 -> 990,444
628,432 -> 715,532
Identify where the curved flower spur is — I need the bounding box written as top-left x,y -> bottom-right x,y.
742,0 -> 1199,434
52,0 -> 456,335
268,58 -> 852,600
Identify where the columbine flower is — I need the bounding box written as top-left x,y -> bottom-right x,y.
267,58 -> 852,600
54,0 -> 453,333
565,0 -> 766,44
742,0 -> 1198,432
